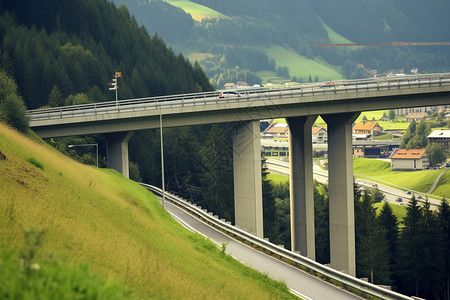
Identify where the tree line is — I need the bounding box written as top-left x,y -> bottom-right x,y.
400,118 -> 447,167
264,171 -> 449,300
0,0 -> 212,110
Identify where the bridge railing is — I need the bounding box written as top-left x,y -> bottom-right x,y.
28,73 -> 450,122
140,183 -> 414,300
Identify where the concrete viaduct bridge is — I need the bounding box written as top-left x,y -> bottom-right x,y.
29,73 -> 450,276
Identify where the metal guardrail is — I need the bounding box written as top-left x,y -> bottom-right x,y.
28,73 -> 450,122
140,183 -> 414,300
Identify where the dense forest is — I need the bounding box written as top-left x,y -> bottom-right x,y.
114,0 -> 450,87
0,0 -> 212,110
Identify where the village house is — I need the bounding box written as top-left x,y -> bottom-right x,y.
236,81 -> 248,88
405,112 -> 428,122
395,106 -> 438,116
427,129 -> 450,152
312,127 -> 327,144
263,122 -> 289,138
224,83 -> 236,89
390,148 -> 429,171
352,121 -> 382,139
353,145 -> 392,158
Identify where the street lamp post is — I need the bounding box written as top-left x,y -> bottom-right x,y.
68,143 -> 99,168
109,71 -> 122,106
159,103 -> 166,209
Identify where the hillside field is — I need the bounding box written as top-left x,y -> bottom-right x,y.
165,0 -> 226,21
265,45 -> 343,82
0,123 -> 295,299
353,158 -> 449,197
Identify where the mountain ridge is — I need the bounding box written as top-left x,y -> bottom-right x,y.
113,0 -> 450,86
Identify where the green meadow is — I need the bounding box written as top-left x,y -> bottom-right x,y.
264,45 -> 343,82
353,158 -> 449,197
165,0 -> 226,21
0,123 -> 295,299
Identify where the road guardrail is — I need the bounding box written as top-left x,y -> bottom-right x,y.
29,73 -> 450,122
140,183 -> 414,300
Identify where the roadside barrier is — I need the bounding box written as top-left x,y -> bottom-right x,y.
140,183 -> 413,300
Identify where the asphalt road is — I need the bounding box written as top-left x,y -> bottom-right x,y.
164,199 -> 362,300
266,159 -> 442,209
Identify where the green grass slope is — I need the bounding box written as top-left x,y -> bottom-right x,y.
265,45 -> 343,82
165,0 -> 226,21
0,123 -> 295,299
353,158 -> 449,197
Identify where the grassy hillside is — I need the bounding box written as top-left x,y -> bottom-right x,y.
0,123 -> 295,299
265,45 -> 343,82
319,19 -> 354,45
165,0 -> 226,21
353,158 -> 450,197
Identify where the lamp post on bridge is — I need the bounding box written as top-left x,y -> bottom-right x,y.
109,71 -> 122,105
160,102 -> 166,209
68,143 -> 99,168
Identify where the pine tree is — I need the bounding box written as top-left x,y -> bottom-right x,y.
314,181 -> 329,264
438,198 -> 450,300
378,201 -> 398,282
418,199 -> 445,299
396,195 -> 422,296
48,85 -> 64,107
371,187 -> 385,203
200,124 -> 234,222
261,157 -> 279,243
356,191 -> 390,283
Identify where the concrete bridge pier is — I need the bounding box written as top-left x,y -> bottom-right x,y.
106,131 -> 133,178
233,121 -> 264,238
286,116 -> 317,260
322,112 -> 359,276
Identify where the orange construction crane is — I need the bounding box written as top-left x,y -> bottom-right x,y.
315,42 -> 450,46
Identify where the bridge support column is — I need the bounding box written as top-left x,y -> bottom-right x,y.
233,121 -> 263,238
286,116 -> 317,260
106,131 -> 133,178
322,112 -> 359,276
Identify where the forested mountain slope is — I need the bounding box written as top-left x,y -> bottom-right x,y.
0,0 -> 212,109
113,0 -> 450,86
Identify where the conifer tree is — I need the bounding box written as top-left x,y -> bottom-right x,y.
48,85 -> 64,107
378,201 -> 398,281
314,181 -> 329,264
438,198 -> 450,300
200,124 -> 234,222
356,191 -> 390,283
417,199 -> 444,299
261,157 -> 279,243
396,195 -> 422,296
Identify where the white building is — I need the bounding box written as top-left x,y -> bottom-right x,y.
390,148 -> 429,171
427,129 -> 450,152
312,127 -> 327,144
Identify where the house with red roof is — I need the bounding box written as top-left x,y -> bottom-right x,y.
312,127 -> 327,144
389,148 -> 429,170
